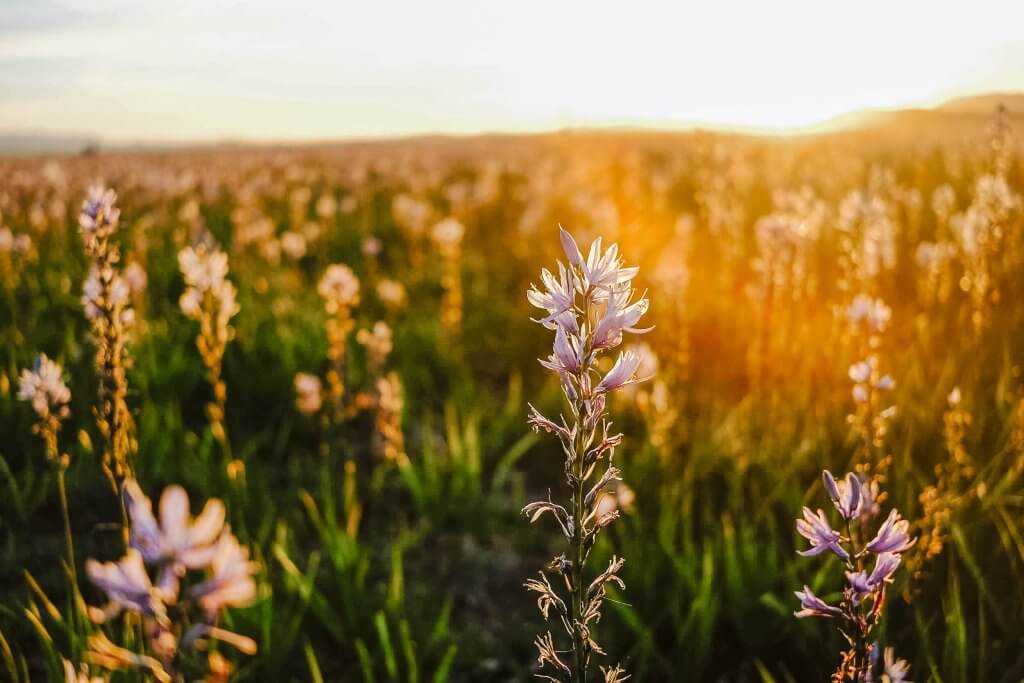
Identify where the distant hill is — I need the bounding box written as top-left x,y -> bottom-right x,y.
0,133 -> 99,156
2,92 -> 1023,155
938,92 -> 1024,115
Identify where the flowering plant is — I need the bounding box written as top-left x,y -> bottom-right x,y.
523,227 -> 651,682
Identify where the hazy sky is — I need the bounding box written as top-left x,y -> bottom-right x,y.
1,0 -> 1023,142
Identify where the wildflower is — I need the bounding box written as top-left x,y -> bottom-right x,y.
280,231 -> 307,260
794,585 -> 842,618
315,193 -> 337,220
19,352 -> 80,606
592,286 -> 652,350
179,243 -> 239,458
123,480 -> 225,594
319,264 -> 360,422
85,481 -> 257,681
374,372 -> 408,466
83,266 -> 131,323
294,372 -> 323,415
431,217 -> 465,248
18,353 -> 71,420
362,236 -> 382,257
845,553 -> 901,598
356,321 -> 393,377
188,533 -> 258,614
0,225 -> 33,291
558,227 -> 639,293
601,664 -> 631,683
882,647 -> 913,683
123,261 -> 148,297
523,226 -> 647,681
866,509 -> 916,554
794,470 -> 916,680
86,549 -> 164,618
847,294 -> 891,333
528,262 -> 578,331
392,194 -> 433,238
431,217 -> 464,335
79,187 -> 136,487
539,325 -> 584,374
318,264 -> 360,310
78,187 -> 120,244
796,507 -> 849,559
849,361 -> 871,385
823,470 -> 861,520
376,278 -> 407,309
596,349 -> 645,393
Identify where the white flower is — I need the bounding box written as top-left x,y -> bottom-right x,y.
17,353 -> 71,419
948,387 -> 961,406
179,245 -> 229,293
431,217 -> 465,247
527,262 -> 578,332
280,231 -> 307,260
356,321 -> 393,365
882,647 -> 913,683
82,266 -> 131,321
123,261 -> 148,296
318,264 -> 360,308
596,350 -> 645,393
123,480 -> 226,595
848,361 -> 871,384
377,279 -> 407,309
540,325 -> 585,375
179,288 -> 202,318
847,294 -> 891,333
294,373 -> 323,415
559,227 -> 639,294
592,285 -> 651,350
187,533 -> 258,614
362,236 -> 383,257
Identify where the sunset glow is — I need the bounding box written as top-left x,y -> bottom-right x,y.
1,0 -> 1023,142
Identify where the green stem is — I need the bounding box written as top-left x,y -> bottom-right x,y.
571,416 -> 587,683
56,466 -> 83,653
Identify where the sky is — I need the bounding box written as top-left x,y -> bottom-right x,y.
1,0 -> 1023,143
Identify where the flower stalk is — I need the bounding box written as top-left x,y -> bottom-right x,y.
179,242 -> 240,467
79,187 -> 137,492
523,227 -> 650,682
795,470 -> 916,682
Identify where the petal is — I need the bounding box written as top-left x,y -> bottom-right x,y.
190,499 -> 226,548
159,486 -> 191,552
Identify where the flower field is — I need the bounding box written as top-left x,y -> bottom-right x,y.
2,113 -> 1024,681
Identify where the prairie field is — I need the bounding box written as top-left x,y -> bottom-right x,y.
2,114 -> 1024,683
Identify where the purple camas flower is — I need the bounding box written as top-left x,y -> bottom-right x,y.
86,480 -> 257,680
86,549 -> 164,618
882,647 -> 913,683
794,585 -> 843,618
796,506 -> 849,559
795,470 -> 917,681
79,187 -> 120,239
865,509 -> 916,554
823,469 -> 862,520
845,553 -> 901,599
